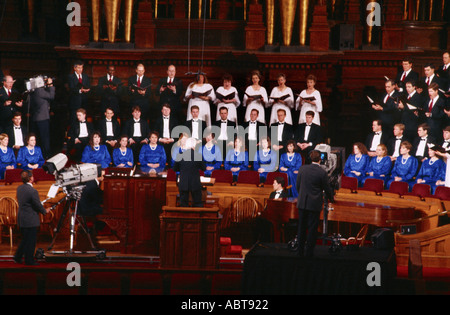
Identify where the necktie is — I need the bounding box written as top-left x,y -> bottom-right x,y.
169,78 -> 172,84
78,75 -> 82,84
426,77 -> 430,85
421,138 -> 426,141
428,99 -> 433,112
137,77 -> 141,87
221,120 -> 227,123
109,76 -> 112,83
8,90 -> 11,97
396,137 -> 402,140
14,126 -> 20,130
250,122 -> 256,124
401,72 -> 406,82
163,116 -> 169,119
279,122 -> 284,125
375,132 -> 380,136
407,95 -> 411,100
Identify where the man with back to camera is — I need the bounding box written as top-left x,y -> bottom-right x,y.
14,170 -> 51,265
296,150 -> 334,257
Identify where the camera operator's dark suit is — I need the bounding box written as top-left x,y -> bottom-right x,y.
296,162 -> 334,257
173,148 -> 206,207
14,182 -> 47,265
78,180 -> 103,217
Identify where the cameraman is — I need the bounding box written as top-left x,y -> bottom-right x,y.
30,77 -> 55,159
14,170 -> 51,265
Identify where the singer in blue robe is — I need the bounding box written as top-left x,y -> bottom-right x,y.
139,144 -> 167,173
279,143 -> 302,197
82,144 -> 112,169
361,156 -> 392,186
253,138 -> 278,183
16,146 -> 45,170
0,146 -> 16,179
386,156 -> 418,190
224,137 -> 248,182
200,143 -> 222,177
344,143 -> 370,187
414,154 -> 446,193
112,147 -> 134,168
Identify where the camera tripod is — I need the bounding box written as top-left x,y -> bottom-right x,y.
40,185 -> 106,260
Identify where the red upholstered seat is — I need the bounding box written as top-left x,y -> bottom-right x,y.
4,168 -> 23,185
385,181 -> 409,196
264,172 -> 288,187
166,168 -> 177,181
211,169 -> 233,184
434,186 -> 450,201
359,178 -> 384,194
237,170 -> 260,185
408,183 -> 432,199
32,168 -> 55,182
341,175 -> 358,191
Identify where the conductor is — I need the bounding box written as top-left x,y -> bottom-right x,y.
173,138 -> 206,207
14,170 -> 51,265
296,150 -> 334,257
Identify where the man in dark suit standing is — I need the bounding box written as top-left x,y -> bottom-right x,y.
422,63 -> 444,91
296,150 -> 334,257
213,106 -> 237,161
122,106 -> 150,164
270,108 -> 294,156
157,64 -> 184,121
365,119 -> 389,158
67,108 -> 94,162
295,111 -> 322,163
96,64 -> 123,115
154,103 -> 178,162
173,140 -> 206,207
14,170 -> 50,265
394,57 -> 419,95
372,79 -> 400,134
397,80 -> 425,141
424,83 -> 446,142
97,107 -> 121,155
128,63 -> 151,122
67,60 -> 91,126
437,52 -> 450,92
185,105 -> 207,145
0,75 -> 24,131
6,112 -> 27,152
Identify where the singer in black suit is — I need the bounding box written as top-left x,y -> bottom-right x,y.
437,52 -> 450,92
185,105 -> 207,145
67,60 -> 91,125
213,106 -> 237,160
422,63 -> 444,91
154,103 -> 179,161
397,81 -> 425,140
424,83 -> 447,142
5,112 -> 28,150
96,65 -> 123,115
270,108 -> 294,156
394,57 -> 419,94
173,145 -> 206,207
14,170 -> 50,265
97,108 -> 121,154
295,111 -> 322,162
122,106 -> 150,163
412,123 -> 436,161
157,65 -> 184,120
0,75 -> 24,130
128,63 -> 151,121
296,150 -> 334,257
372,80 -> 401,133
243,108 -> 267,158
364,120 -> 389,157
67,108 -> 94,162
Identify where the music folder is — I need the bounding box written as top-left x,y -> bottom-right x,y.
270,94 -> 290,102
192,89 -> 212,98
245,93 -> 263,101
216,91 -> 235,101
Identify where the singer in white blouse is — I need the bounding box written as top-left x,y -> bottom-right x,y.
243,70 -> 268,124
268,73 -> 294,125
185,73 -> 216,126
215,74 -> 240,124
296,74 -> 323,125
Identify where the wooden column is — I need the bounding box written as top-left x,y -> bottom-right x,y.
69,0 -> 90,46
309,3 -> 330,51
344,0 -> 363,49
381,0 -> 405,50
245,0 -> 266,50
134,0 -> 156,48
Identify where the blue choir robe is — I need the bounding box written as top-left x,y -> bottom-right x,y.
16,146 -> 45,170
81,145 -> 112,169
171,146 -> 185,170
253,149 -> 278,182
139,144 -> 166,173
344,154 -> 370,186
414,158 -> 446,193
0,147 -> 16,179
112,147 -> 134,168
224,150 -> 249,181
362,156 -> 392,186
386,155 -> 418,190
200,144 -> 222,177
279,152 -> 302,197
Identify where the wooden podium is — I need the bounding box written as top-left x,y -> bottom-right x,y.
159,206 -> 221,269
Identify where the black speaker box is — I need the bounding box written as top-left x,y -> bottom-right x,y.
371,228 -> 395,250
